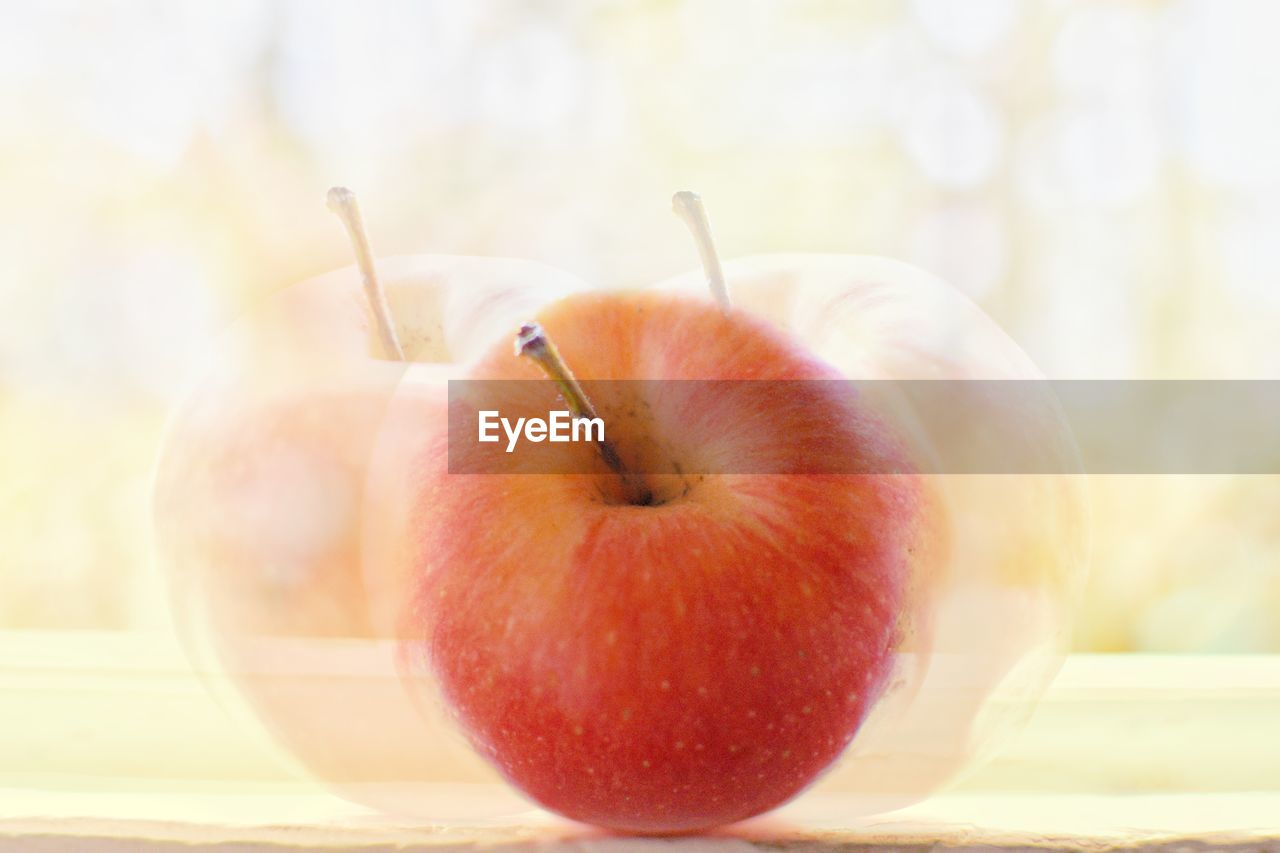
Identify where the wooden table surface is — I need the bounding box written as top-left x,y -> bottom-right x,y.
3,631 -> 1279,851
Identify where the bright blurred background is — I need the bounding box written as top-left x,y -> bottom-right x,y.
1,0 -> 1278,651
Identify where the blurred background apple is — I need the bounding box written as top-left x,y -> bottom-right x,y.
152,241 -> 585,813
655,253 -> 1087,812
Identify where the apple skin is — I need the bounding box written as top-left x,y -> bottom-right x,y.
400,291 -> 937,833
152,255 -> 584,809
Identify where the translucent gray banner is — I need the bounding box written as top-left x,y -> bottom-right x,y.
445,380 -> 1280,474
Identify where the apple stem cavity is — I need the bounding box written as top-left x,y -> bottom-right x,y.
672,190 -> 731,314
326,186 -> 406,361
516,322 -> 653,506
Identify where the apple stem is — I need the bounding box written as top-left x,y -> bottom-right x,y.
326,186 -> 406,361
672,190 -> 731,314
516,322 -> 653,506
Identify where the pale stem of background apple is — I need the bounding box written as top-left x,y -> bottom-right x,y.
515,322 -> 653,506
672,190 -> 731,314
326,187 -> 406,361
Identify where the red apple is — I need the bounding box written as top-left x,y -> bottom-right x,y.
399,289 -> 942,833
